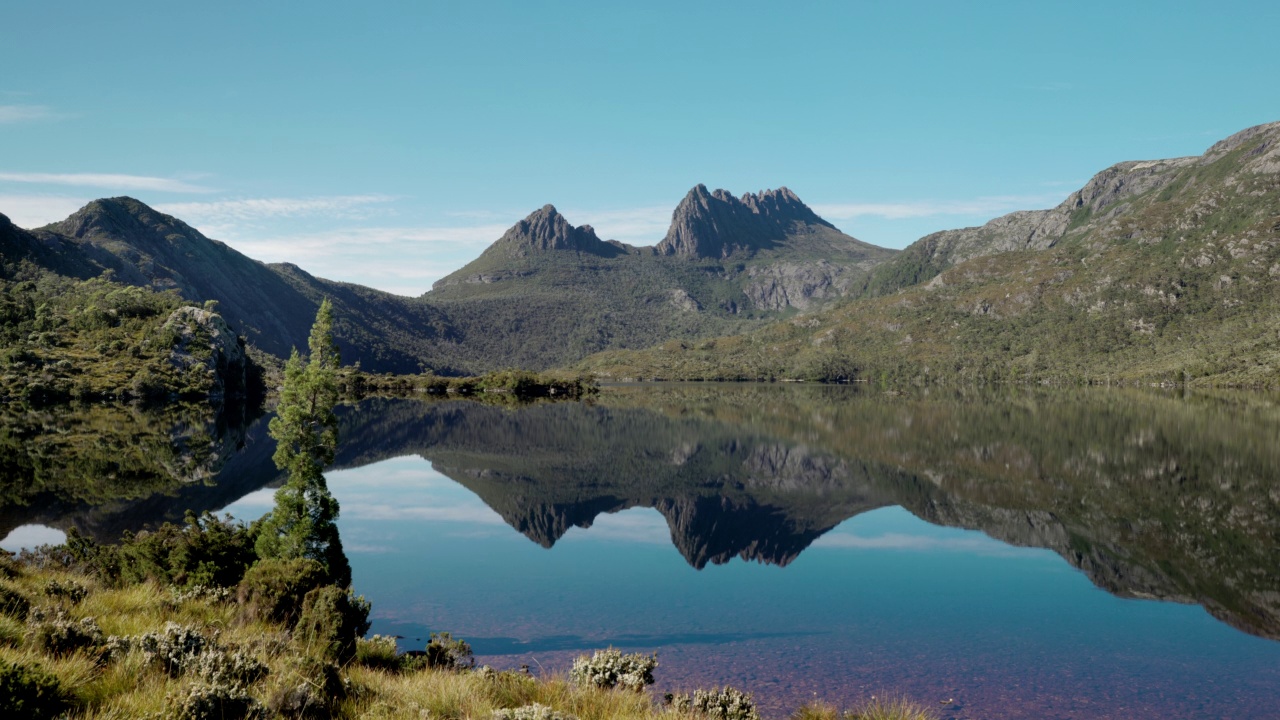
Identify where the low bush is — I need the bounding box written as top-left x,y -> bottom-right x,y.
170,680 -> 265,720
134,622 -> 216,676
268,656 -> 345,719
293,585 -> 371,664
236,558 -> 328,626
43,578 -> 88,604
569,648 -> 657,692
354,634 -> 399,670
26,610 -> 105,656
667,686 -> 760,720
171,584 -> 234,604
424,631 -> 474,671
64,512 -> 258,589
0,658 -> 69,720
493,702 -> 579,720
193,648 -> 269,690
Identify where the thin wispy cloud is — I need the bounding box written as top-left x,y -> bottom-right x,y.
158,195 -> 398,223
813,531 -> 1038,557
812,193 -> 1065,221
0,171 -> 213,193
0,104 -> 61,123
342,501 -> 506,525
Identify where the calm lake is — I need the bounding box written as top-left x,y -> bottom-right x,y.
3,385 -> 1279,719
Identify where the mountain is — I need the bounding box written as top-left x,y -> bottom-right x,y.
3,187 -> 893,375
426,186 -> 896,367
865,121 -> 1280,295
581,122 -> 1280,387
657,185 -> 845,258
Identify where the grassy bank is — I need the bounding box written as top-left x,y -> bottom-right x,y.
0,520 -> 933,720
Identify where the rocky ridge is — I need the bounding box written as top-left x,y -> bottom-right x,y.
656,185 -> 838,259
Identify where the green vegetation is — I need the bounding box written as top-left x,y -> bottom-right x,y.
338,367 -> 598,402
578,126 -> 1280,388
256,298 -> 351,587
0,272 -> 240,403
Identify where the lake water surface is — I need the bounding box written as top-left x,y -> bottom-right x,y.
4,385 -> 1279,719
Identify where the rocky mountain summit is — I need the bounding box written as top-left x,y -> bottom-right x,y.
655,185 -> 838,258
488,204 -> 628,258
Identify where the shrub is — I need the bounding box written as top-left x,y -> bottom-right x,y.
236,558 -> 328,626
43,579 -> 88,604
170,681 -> 264,720
493,702 -> 579,720
424,631 -> 474,670
267,656 -> 345,719
171,584 -> 234,604
568,648 -> 657,691
667,686 -> 760,720
193,648 -> 269,689
0,659 -> 68,720
64,513 -> 257,589
293,585 -> 371,664
354,634 -> 399,670
27,611 -> 104,656
135,622 -> 215,676
0,582 -> 30,620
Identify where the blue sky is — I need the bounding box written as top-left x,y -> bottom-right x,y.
2,1 -> 1277,295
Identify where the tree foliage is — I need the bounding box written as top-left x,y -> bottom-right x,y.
255,299 -> 351,587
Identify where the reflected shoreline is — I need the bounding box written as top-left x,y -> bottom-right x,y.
4,385 -> 1280,642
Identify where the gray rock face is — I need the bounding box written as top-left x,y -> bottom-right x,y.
656,185 -> 837,259
668,288 -> 702,312
162,306 -> 247,400
743,260 -> 852,311
489,204 -> 622,258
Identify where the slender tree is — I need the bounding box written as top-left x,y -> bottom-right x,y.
255,298 -> 352,587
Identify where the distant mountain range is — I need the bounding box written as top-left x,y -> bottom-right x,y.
0,184 -> 894,375
3,121 -> 1278,385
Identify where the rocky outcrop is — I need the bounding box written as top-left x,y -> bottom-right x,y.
656,185 -> 837,259
162,306 -> 247,400
488,205 -> 624,258
742,260 -> 852,311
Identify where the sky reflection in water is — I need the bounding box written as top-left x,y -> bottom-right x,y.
224,454 -> 1280,720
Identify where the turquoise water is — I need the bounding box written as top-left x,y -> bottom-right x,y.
7,387 -> 1280,718
225,452 -> 1280,720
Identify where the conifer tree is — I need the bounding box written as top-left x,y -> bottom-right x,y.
255,298 -> 352,587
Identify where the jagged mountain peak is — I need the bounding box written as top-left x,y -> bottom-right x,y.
656,184 -> 838,259
485,204 -> 620,258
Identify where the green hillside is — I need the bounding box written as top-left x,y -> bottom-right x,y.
578,122 -> 1280,388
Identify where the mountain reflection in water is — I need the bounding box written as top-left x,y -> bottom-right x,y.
4,385 -> 1279,647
